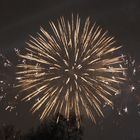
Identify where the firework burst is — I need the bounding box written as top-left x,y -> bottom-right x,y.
16,15 -> 126,126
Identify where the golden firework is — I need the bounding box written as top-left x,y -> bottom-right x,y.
16,15 -> 126,127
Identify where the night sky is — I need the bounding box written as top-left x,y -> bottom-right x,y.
0,0 -> 140,139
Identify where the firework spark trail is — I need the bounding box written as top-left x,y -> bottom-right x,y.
16,15 -> 126,126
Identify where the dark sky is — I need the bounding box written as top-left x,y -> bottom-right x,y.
0,0 -> 140,59
0,0 -> 140,139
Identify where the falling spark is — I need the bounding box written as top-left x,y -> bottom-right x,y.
5,105 -> 16,112
16,15 -> 126,126
123,107 -> 128,113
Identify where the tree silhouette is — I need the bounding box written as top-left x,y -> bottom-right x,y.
0,124 -> 21,140
24,113 -> 83,140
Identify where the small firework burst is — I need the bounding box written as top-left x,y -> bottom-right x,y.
124,55 -> 140,93
16,15 -> 126,126
113,55 -> 140,116
0,53 -> 11,101
0,51 -> 17,112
